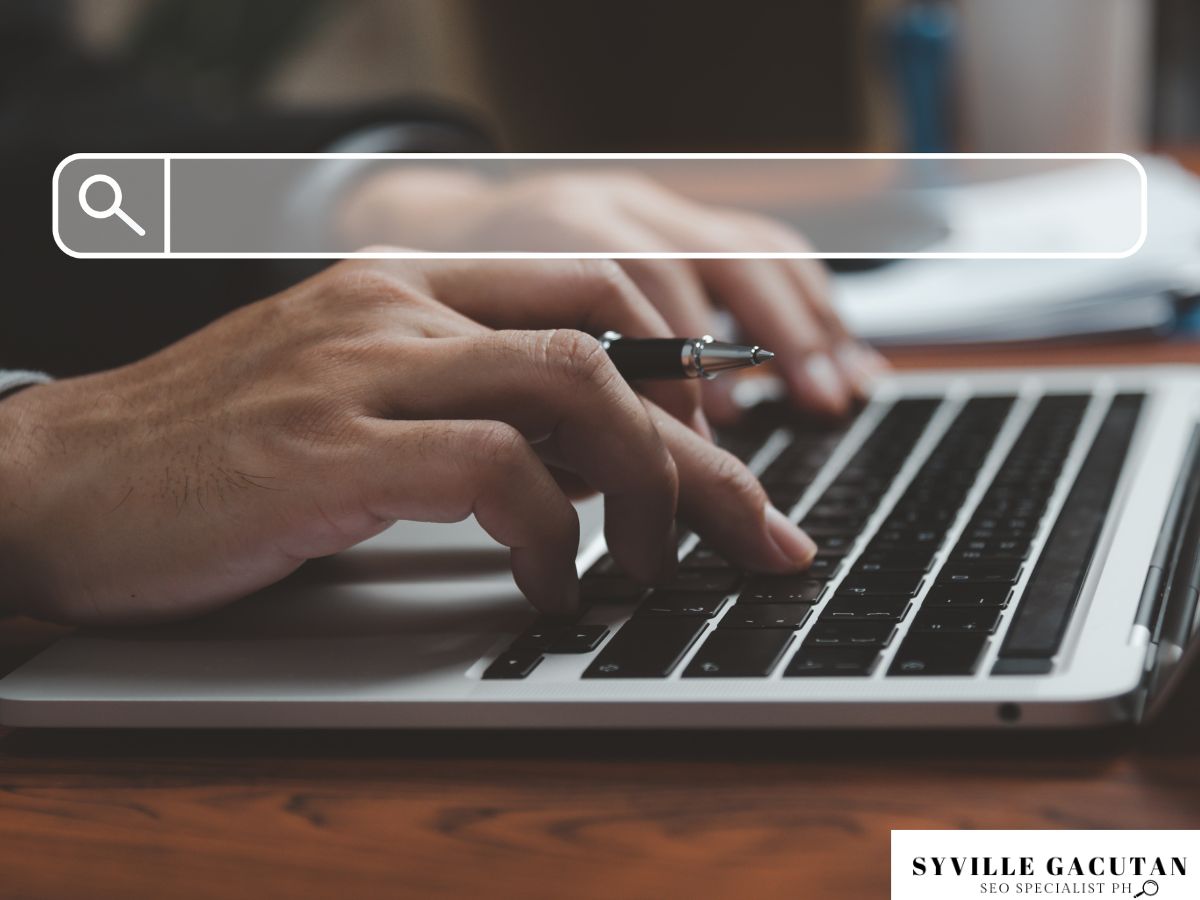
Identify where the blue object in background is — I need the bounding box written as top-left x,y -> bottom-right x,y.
886,0 -> 958,153
1173,294 -> 1200,336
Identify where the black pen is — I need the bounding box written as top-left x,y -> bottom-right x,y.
599,331 -> 775,380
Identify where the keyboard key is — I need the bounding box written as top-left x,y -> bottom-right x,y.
802,523 -> 861,540
801,514 -> 867,533
806,555 -> 845,578
766,485 -> 805,511
888,633 -> 988,676
821,484 -> 878,504
582,618 -> 707,678
548,624 -> 610,653
910,607 -> 1003,634
483,650 -> 543,680
884,508 -> 955,528
510,619 -> 568,650
585,554 -> 621,577
835,573 -> 925,597
992,658 -> 1054,676
720,603 -> 813,629
814,534 -> 855,555
936,563 -> 1023,585
808,498 -> 874,518
999,394 -> 1143,662
923,584 -> 1012,607
785,646 -> 880,676
869,529 -> 943,549
639,592 -> 727,618
853,550 -> 937,573
580,577 -> 647,605
805,621 -> 896,647
738,576 -> 826,604
952,547 -> 1030,564
683,629 -> 794,677
679,545 -> 733,571
820,596 -> 911,621
658,570 -> 743,593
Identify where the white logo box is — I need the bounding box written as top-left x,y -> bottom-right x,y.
892,830 -> 1199,900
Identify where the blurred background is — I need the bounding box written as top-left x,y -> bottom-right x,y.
4,0 -> 1200,371
15,0 -> 1197,153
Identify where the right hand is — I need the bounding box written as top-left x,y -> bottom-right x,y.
339,168 -> 889,421
0,259 -> 816,625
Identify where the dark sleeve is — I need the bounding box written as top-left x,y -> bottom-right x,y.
2,40 -> 493,376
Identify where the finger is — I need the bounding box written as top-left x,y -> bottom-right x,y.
352,419 -> 581,615
622,201 -> 856,416
616,234 -> 776,427
416,257 -> 707,434
697,375 -> 749,427
545,465 -> 597,501
747,219 -> 890,399
642,401 -> 817,572
617,256 -> 724,433
696,256 -> 852,416
369,329 -> 680,584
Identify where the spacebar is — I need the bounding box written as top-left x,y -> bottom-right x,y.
582,618 -> 707,678
996,394 -> 1142,666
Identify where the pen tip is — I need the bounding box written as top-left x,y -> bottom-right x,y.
752,347 -> 775,365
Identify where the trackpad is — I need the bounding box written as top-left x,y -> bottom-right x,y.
5,507 -> 604,702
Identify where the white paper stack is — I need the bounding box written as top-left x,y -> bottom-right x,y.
833,157 -> 1200,345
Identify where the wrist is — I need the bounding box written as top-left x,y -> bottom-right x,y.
0,385 -> 54,616
335,167 -> 492,251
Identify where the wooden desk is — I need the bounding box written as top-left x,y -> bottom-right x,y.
2,340 -> 1199,900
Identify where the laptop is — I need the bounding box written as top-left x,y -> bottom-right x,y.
3,365 -> 1200,729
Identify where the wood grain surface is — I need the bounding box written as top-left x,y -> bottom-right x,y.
3,342 -> 1200,900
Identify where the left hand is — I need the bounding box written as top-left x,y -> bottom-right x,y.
337,168 -> 888,422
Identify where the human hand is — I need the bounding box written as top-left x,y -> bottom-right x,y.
0,259 -> 815,625
338,168 -> 888,421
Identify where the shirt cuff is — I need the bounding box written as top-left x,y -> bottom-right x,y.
0,370 -> 52,402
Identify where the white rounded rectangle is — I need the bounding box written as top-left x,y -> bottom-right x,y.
52,152 -> 1148,260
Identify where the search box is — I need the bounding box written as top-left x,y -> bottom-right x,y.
52,153 -> 1148,260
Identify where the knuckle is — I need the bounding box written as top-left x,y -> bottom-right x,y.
275,393 -> 359,449
571,260 -> 648,309
709,448 -> 765,504
574,258 -> 631,295
466,421 -> 529,470
530,176 -> 606,215
319,261 -> 420,311
567,259 -> 647,319
542,328 -> 614,388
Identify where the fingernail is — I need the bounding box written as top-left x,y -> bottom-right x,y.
692,408 -> 715,441
836,342 -> 886,398
796,353 -> 849,414
764,503 -> 817,569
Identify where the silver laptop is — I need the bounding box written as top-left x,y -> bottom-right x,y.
4,365 -> 1200,730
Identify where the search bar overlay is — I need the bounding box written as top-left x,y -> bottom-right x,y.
53,153 -> 1147,260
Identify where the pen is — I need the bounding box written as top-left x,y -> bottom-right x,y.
599,331 -> 775,380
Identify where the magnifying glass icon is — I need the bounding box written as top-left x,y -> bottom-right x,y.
78,173 -> 146,237
1134,880 -> 1159,897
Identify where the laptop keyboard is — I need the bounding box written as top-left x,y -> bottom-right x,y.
483,390 -> 1144,682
